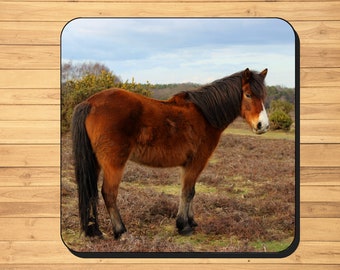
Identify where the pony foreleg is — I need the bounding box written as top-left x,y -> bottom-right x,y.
176,164 -> 205,235
188,199 -> 198,228
101,168 -> 127,239
176,185 -> 197,235
103,199 -> 126,239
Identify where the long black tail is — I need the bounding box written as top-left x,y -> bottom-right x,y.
71,102 -> 100,235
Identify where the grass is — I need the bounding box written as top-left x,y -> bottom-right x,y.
174,233 -> 234,251
169,229 -> 270,252
250,237 -> 295,252
224,127 -> 295,141
156,222 -> 239,251
225,118 -> 295,141
121,181 -> 218,196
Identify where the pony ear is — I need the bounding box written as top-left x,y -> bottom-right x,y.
242,68 -> 252,82
260,68 -> 268,79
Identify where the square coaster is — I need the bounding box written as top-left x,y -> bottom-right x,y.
61,18 -> 299,258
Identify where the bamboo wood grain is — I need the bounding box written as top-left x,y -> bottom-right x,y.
1,2 -> 340,21
300,144 -> 340,167
8,266 -> 340,270
0,202 -> 59,218
0,22 -> 64,45
0,241 -> 340,264
0,46 -> 59,70
0,106 -> 60,121
294,21 -> 340,44
0,218 -> 59,241
300,120 -> 340,143
0,121 -> 59,144
0,265 -> 339,270
301,44 -> 340,68
301,186 -> 340,202
0,70 -> 58,88
301,68 -> 340,87
300,88 -> 340,104
300,104 -> 340,120
0,89 -> 60,105
0,145 -> 59,167
0,187 -> 59,203
300,167 -> 340,185
9,0 -> 340,2
0,167 -> 59,187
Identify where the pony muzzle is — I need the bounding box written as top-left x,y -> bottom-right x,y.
253,122 -> 269,134
253,104 -> 269,134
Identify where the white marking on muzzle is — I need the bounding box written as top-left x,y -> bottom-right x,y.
256,103 -> 269,134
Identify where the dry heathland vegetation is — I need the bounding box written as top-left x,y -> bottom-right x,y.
61,119 -> 295,254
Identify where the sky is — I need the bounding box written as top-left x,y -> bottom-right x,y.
61,18 -> 297,87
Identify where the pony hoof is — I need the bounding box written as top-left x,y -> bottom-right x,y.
114,227 -> 127,240
85,224 -> 103,238
178,225 -> 194,236
114,232 -> 122,240
189,219 -> 198,227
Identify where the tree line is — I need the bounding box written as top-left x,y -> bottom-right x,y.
61,62 -> 294,133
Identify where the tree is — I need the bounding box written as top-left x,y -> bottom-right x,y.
62,69 -> 120,133
61,61 -> 121,83
61,62 -> 153,133
265,85 -> 295,108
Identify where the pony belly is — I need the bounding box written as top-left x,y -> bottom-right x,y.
129,144 -> 190,168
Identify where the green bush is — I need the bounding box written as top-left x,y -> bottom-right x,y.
269,109 -> 293,131
270,100 -> 293,114
120,77 -> 153,97
61,70 -> 153,133
268,99 -> 294,131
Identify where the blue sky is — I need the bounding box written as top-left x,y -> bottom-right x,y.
62,18 -> 296,87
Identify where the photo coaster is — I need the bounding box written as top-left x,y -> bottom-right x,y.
61,18 -> 299,258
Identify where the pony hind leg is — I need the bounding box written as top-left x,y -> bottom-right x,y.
101,162 -> 127,239
85,177 -> 103,238
80,167 -> 103,238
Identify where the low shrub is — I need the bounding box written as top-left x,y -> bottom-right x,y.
269,109 -> 293,131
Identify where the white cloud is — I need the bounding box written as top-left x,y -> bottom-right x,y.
62,18 -> 296,87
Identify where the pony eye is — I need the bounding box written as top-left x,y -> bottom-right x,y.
245,93 -> 252,98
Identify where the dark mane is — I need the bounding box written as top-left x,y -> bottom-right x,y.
248,71 -> 267,100
182,70 -> 266,129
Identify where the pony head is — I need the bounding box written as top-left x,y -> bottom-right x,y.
240,68 -> 269,134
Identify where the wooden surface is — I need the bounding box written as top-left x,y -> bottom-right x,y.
0,0 -> 339,269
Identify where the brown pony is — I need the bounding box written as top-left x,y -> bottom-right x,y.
71,68 -> 269,239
